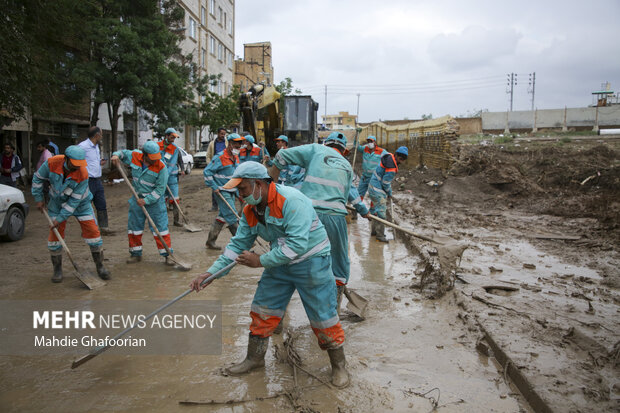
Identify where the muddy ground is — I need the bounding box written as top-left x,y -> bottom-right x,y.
0,134 -> 618,412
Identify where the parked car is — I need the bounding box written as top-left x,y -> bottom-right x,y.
0,184 -> 29,241
193,141 -> 209,168
178,147 -> 193,175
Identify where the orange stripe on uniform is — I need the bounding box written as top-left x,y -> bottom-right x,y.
78,219 -> 100,239
312,322 -> 345,350
128,234 -> 142,248
249,311 -> 282,338
48,221 -> 68,242
154,233 -> 171,250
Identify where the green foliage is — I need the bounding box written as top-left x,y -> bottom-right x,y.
421,113 -> 433,120
185,73 -> 240,141
494,135 -> 515,144
81,0 -> 190,149
0,0 -> 93,125
275,77 -> 302,96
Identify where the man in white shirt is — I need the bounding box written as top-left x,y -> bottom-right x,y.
78,126 -> 112,234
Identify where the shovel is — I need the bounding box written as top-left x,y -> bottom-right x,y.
166,185 -> 201,232
216,191 -> 270,253
116,164 -> 192,271
42,209 -> 106,290
71,260 -> 237,369
344,286 -> 368,319
347,205 -> 444,245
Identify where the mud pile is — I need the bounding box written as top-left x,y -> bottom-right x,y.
394,142 -> 620,242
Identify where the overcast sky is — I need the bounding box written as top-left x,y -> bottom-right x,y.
234,0 -> 620,123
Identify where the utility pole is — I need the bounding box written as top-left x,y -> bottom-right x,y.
506,72 -> 517,111
356,93 -> 360,122
528,72 -> 536,111
324,85 -> 327,123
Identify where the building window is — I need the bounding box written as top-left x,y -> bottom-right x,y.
228,18 -> 232,35
189,17 -> 196,39
209,0 -> 215,15
227,50 -> 233,69
201,7 -> 206,25
218,80 -> 222,96
224,12 -> 227,29
218,7 -> 223,24
210,35 -> 216,54
218,43 -> 223,61
209,77 -> 217,93
201,48 -> 206,67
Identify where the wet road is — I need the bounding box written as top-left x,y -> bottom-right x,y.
0,202 -> 525,412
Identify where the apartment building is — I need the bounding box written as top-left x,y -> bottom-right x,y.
322,111 -> 357,130
234,42 -> 274,92
174,0 -> 235,150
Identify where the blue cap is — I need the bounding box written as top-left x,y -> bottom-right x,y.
165,127 -> 178,136
396,146 -> 409,157
222,161 -> 269,189
324,132 -> 347,147
227,133 -> 244,142
65,145 -> 87,166
142,141 -> 162,160
367,135 -> 376,142
244,135 -> 255,144
275,135 -> 289,143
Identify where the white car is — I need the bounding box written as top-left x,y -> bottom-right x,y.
178,147 -> 194,175
0,184 -> 29,241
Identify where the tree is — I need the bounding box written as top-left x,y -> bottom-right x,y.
186,73 -> 240,142
83,0 -> 190,152
275,77 -> 302,96
421,113 -> 433,120
0,0 -> 93,127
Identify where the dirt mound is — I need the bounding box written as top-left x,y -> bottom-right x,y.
393,141 -> 619,241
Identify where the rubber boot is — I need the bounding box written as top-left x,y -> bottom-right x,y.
327,347 -> 350,388
126,255 -> 142,264
90,246 -> 110,280
273,312 -> 286,335
206,220 -> 225,250
172,208 -> 182,227
51,253 -> 63,283
228,223 -> 238,236
370,220 -> 377,236
336,284 -> 345,315
375,223 -> 388,243
224,334 -> 269,376
97,210 -> 113,235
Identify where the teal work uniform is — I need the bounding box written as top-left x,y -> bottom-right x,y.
158,140 -> 183,205
356,144 -> 386,198
239,144 -> 269,164
368,152 -> 398,219
273,144 -> 368,285
114,149 -> 172,256
32,155 -> 102,251
207,183 -> 344,349
203,150 -> 239,225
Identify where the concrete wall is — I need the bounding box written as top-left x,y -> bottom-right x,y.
455,117 -> 481,134
481,106 -> 620,132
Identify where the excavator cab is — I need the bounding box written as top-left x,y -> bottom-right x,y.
282,95 -> 319,147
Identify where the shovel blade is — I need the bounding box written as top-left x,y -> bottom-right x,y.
345,288 -> 369,319
183,223 -> 202,233
72,264 -> 106,290
168,254 -> 193,271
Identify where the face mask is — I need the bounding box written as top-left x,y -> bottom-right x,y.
243,181 -> 262,205
368,142 -> 375,149
231,148 -> 240,156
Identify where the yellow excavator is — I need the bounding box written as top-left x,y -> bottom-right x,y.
238,84 -> 319,155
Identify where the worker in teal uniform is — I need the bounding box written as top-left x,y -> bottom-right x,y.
190,161 -> 350,388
